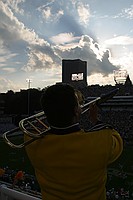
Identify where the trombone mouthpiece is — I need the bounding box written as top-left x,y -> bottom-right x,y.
81,88 -> 119,114
96,88 -> 119,105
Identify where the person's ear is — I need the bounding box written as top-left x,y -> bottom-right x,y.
74,104 -> 81,118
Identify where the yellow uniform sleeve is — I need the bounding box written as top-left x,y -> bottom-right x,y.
108,129 -> 123,164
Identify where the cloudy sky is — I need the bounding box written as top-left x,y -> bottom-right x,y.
0,0 -> 133,92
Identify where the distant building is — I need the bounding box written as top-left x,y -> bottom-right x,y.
62,59 -> 87,88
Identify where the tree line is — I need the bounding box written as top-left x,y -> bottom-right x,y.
0,80 -> 133,118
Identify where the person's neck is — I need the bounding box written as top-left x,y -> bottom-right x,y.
50,122 -> 79,130
49,122 -> 81,135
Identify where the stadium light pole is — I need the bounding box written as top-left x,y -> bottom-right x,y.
26,79 -> 32,116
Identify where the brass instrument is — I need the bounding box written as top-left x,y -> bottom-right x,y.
3,88 -> 119,149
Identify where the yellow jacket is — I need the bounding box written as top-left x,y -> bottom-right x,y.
25,125 -> 123,200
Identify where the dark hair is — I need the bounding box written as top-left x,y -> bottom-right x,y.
40,84 -> 78,127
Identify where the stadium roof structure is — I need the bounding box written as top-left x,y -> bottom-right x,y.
86,95 -> 133,110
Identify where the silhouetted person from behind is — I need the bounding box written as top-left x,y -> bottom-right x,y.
25,83 -> 123,200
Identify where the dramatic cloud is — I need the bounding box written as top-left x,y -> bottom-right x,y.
105,36 -> 133,45
0,77 -> 22,92
38,3 -> 64,23
3,0 -> 25,14
0,1 -> 49,46
0,0 -> 133,92
122,5 -> 133,19
50,33 -> 80,44
77,2 -> 91,25
53,34 -> 119,76
88,73 -> 115,86
110,51 -> 133,84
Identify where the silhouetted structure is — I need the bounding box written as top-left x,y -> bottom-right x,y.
124,75 -> 133,95
125,75 -> 132,86
62,59 -> 87,86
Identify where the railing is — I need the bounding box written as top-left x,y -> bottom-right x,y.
0,184 -> 41,200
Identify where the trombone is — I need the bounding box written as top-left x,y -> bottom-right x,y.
3,88 -> 119,149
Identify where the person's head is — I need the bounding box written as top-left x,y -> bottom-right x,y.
41,84 -> 81,127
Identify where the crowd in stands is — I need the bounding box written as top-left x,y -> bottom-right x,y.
0,85 -> 133,199
101,110 -> 133,144
0,166 -> 41,196
0,164 -> 133,199
0,109 -> 133,199
106,168 -> 133,199
80,108 -> 133,145
106,187 -> 132,199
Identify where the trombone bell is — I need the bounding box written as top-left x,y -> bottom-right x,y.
3,112 -> 49,148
